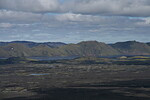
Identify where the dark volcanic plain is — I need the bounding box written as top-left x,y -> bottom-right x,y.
0,60 -> 150,100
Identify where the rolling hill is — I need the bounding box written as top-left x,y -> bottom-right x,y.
0,41 -> 66,48
110,41 -> 150,55
58,41 -> 120,56
0,41 -> 150,57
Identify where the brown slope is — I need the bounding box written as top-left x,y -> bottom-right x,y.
0,43 -> 31,57
110,41 -> 150,55
58,41 -> 120,56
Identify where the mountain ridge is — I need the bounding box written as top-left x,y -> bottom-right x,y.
110,41 -> 150,55
0,40 -> 150,57
0,41 -> 66,48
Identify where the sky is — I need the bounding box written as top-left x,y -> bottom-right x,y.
0,0 -> 150,43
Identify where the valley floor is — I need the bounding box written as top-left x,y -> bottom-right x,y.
0,63 -> 150,100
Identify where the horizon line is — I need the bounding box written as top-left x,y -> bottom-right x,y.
0,40 -> 149,44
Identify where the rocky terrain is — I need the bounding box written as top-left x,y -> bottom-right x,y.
0,58 -> 150,100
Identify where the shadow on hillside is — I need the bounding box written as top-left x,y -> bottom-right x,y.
3,79 -> 150,100
3,88 -> 150,100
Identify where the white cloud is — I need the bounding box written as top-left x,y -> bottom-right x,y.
55,13 -> 100,22
0,0 -> 60,13
0,0 -> 150,17
0,0 -> 150,43
62,0 -> 150,17
143,18 -> 150,24
0,10 -> 42,23
0,23 -> 13,28
136,17 -> 150,26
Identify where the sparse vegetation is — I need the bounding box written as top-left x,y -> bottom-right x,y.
0,61 -> 150,100
1,40 -> 150,57
0,41 -> 150,100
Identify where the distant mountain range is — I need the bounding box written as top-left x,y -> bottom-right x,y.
0,41 -> 66,48
110,41 -> 150,55
147,42 -> 150,46
0,41 -> 150,57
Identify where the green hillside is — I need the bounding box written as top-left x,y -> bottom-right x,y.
111,41 -> 150,55
0,43 -> 31,57
0,41 -> 150,57
0,41 -> 120,57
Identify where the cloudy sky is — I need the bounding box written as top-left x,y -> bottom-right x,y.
0,0 -> 150,43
